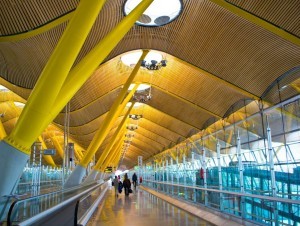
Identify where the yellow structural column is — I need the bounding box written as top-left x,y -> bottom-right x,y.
96,129 -> 126,171
85,130 -> 125,183
100,137 -> 124,172
93,103 -> 134,170
4,0 -> 107,154
38,136 -> 56,167
111,146 -> 124,171
101,142 -> 123,172
64,85 -> 139,187
0,118 -> 7,140
41,0 -> 153,131
79,57 -> 147,168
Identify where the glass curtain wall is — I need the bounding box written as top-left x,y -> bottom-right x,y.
138,93 -> 300,226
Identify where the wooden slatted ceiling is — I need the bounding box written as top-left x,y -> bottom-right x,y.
58,113 -> 109,136
134,126 -> 172,148
0,23 -> 67,90
135,106 -> 195,136
132,133 -> 165,152
136,126 -> 178,145
148,88 -> 212,130
127,145 -> 153,159
134,133 -> 165,149
0,0 -> 299,168
57,89 -> 120,127
227,0 -> 300,36
0,0 -> 78,35
0,0 -> 298,97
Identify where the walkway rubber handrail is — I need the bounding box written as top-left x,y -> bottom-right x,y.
77,185 -> 108,226
144,180 -> 300,205
7,182 -> 100,226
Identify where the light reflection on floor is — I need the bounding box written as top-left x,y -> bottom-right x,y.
88,186 -> 213,226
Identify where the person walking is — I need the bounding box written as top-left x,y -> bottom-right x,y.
113,176 -> 119,197
123,173 -> 131,196
132,172 -> 137,189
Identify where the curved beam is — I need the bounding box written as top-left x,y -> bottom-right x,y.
0,12 -> 75,42
153,85 -> 222,118
141,118 -> 186,138
134,133 -> 165,148
146,105 -> 201,130
138,127 -> 175,144
130,136 -> 162,152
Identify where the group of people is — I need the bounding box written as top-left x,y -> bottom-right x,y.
113,173 -> 140,196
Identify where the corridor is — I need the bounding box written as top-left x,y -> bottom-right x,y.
88,186 -> 212,226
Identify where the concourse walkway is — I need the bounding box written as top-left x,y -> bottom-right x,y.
88,186 -> 212,226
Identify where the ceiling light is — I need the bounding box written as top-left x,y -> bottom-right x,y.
124,0 -> 183,26
129,114 -> 143,120
128,84 -> 151,91
126,124 -> 138,131
14,102 -> 25,108
121,50 -> 163,68
126,102 -> 143,108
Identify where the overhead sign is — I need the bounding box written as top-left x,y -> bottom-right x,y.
105,166 -> 113,173
43,149 -> 56,156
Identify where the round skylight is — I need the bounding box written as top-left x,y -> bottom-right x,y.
128,83 -> 151,91
124,0 -> 183,26
121,50 -> 162,68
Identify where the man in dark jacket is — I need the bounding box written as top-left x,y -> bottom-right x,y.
123,173 -> 131,196
132,172 -> 137,189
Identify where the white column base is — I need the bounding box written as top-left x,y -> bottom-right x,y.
82,169 -> 98,184
0,141 -> 29,196
64,165 -> 86,188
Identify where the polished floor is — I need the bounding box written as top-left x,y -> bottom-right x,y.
88,186 -> 213,226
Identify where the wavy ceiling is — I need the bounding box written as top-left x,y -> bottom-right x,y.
0,0 -> 299,169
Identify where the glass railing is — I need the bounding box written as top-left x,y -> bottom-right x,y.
76,182 -> 108,225
143,180 -> 300,226
15,180 -> 62,196
6,182 -> 98,225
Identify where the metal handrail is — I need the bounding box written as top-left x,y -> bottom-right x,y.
7,181 -> 100,226
144,179 -> 300,205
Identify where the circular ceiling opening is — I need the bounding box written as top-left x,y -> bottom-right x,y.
124,0 -> 183,27
121,50 -> 163,67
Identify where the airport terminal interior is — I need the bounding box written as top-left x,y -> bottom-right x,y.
0,0 -> 299,225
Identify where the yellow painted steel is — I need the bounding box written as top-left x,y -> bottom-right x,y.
101,138 -> 124,172
38,136 -> 56,167
41,0 -> 153,130
79,84 -> 140,168
95,103 -> 134,169
50,136 -> 64,159
94,138 -> 124,173
112,149 -> 123,169
4,0 -> 107,154
209,0 -> 300,46
95,129 -> 126,170
0,12 -> 74,42
100,130 -> 126,171
109,141 -> 125,170
0,119 -> 7,140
